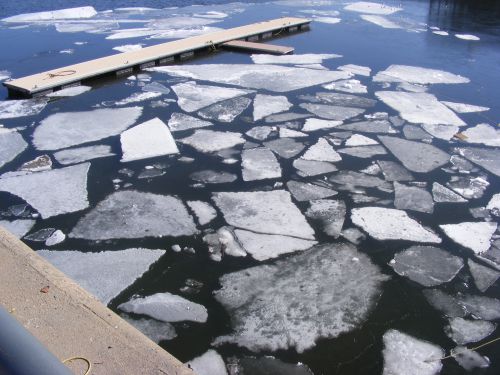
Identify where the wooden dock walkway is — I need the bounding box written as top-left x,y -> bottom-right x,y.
3,17 -> 311,98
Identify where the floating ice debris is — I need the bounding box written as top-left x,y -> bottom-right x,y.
345,134 -> 378,146
39,248 -> 165,305
403,125 -> 433,141
382,330 -> 444,375
212,190 -> 315,239
246,126 -> 274,141
423,289 -> 466,318
433,30 -> 449,36
167,113 -> 212,132
361,15 -> 401,29
306,199 -> 345,237
142,82 -> 170,95
313,17 -> 341,24
137,168 -> 165,180
46,85 -> 91,97
360,162 -> 382,175
152,64 -> 352,93
120,118 -> 178,162
377,160 -> 414,181
351,207 -> 441,243
253,94 -> 292,121
421,124 -> 459,140
0,163 -> 89,219
487,193 -> 500,213
198,97 -> 251,123
338,145 -> 387,158
263,138 -> 306,159
455,34 -> 480,41
457,147 -> 500,177
302,118 -> 342,132
322,79 -> 367,94
179,130 -> 245,153
446,175 -> 489,199
203,227 -> 246,261
251,54 -> 340,65
452,347 -> 489,371
2,6 -> 97,22
0,70 -> 11,81
242,148 -> 281,181
432,182 -> 467,203
265,113 -> 310,123
344,2 -> 402,15
446,317 -> 496,345
302,138 -> 342,162
295,63 -> 328,70
309,92 -> 376,108
70,190 -> 197,240
190,170 -> 237,184
0,99 -> 47,120
338,119 -> 396,134
54,145 -> 114,166
235,230 -> 316,261
214,243 -> 389,353
149,27 -> 224,40
0,220 -> 35,238
24,228 -> 55,242
330,170 -> 390,190
378,136 -> 450,173
114,91 -> 162,106
338,64 -> 371,77
280,127 -> 308,138
440,222 -> 497,254
389,246 -> 463,286
293,159 -> 337,177
0,129 -> 27,170
112,44 -> 143,53
45,229 -> 65,246
341,227 -> 366,244
187,201 -> 217,226
460,294 -> 500,320
123,316 -> 176,343
186,350 -> 227,375
105,29 -> 166,40
441,101 -> 489,114
396,82 -> 428,93
394,182 -> 434,213
287,180 -> 337,202
33,107 -> 142,151
374,65 -> 469,85
237,356 -> 314,375
460,124 -> 500,147
119,292 -> 207,323
376,91 -> 465,126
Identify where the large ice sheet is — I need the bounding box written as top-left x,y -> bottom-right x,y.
351,207 -> 441,243
251,54 -> 340,65
38,248 -> 165,305
171,81 -> 253,112
198,97 -> 251,123
186,350 -> 227,375
168,112 -> 212,132
378,136 -> 450,173
253,94 -> 292,121
241,148 -> 281,181
0,99 -> 47,120
0,163 -> 89,219
300,103 -> 365,121
456,147 -> 500,177
302,138 -> 342,162
214,243 -> 389,352
0,129 -> 27,169
0,219 -> 35,238
394,182 -> 434,213
345,2 -> 402,15
70,190 -> 197,240
3,6 -> 97,22
53,145 -> 115,165
446,317 -> 496,345
305,199 -> 345,237
439,222 -> 497,254
120,118 -> 178,162
375,91 -> 466,126
151,64 -> 352,93
374,65 -> 469,84
179,130 -> 245,153
33,107 -> 142,151
212,190 -> 315,239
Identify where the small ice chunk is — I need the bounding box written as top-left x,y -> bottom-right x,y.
198,97 -> 251,123
361,15 -> 401,29
305,199 -> 345,237
187,201 -> 217,225
446,317 -> 496,345
0,99 -> 47,120
360,162 -> 382,175
114,91 -> 162,106
487,193 -> 500,212
389,246 -> 463,286
265,112 -> 310,123
345,134 -> 378,146
460,294 -> 500,320
70,190 -> 197,240
329,170 -> 391,190
423,289 -> 466,318
112,44 -> 143,53
186,350 -> 227,375
246,126 -> 274,141
455,34 -> 480,41
167,112 -> 212,132
122,316 -> 176,343
142,82 -> 170,94
179,130 -> 245,153
302,138 -> 342,162
24,228 -> 55,242
441,101 -> 489,113
446,175 -> 489,200
39,248 -> 165,305
2,6 -> 97,22
251,54 -> 341,65
0,70 -> 11,81
461,123 -> 500,147
433,30 -> 449,36
302,118 -> 342,132
374,65 -> 469,85
421,124 -> 460,140
305,92 -> 376,108
241,148 -> 281,181
344,2 -> 402,15
338,119 -> 396,134
300,103 -> 365,121
190,170 -> 237,184
293,159 -> 337,177
378,136 -> 450,173
287,180 -> 338,201
377,160 -> 414,181
45,229 -> 65,246
47,85 -> 91,97
452,347 -> 489,371
341,227 -> 366,244
440,222 -> 497,254
322,79 -> 367,94
237,356 -> 314,375
338,64 -> 371,77
280,127 -> 308,138
253,94 -> 293,121
338,145 -> 387,158
394,182 -> 434,213
313,17 -> 341,24
382,330 -> 444,375
351,207 -> 441,243
263,138 -> 306,159
432,182 -> 467,203
119,293 -> 207,323
0,129 -> 27,169
54,145 -> 114,165
120,118 -> 178,162
0,219 -> 35,238
203,227 -> 246,261
457,147 -> 500,177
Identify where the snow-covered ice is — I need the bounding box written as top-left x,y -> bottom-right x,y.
186,350 -> 227,375
263,138 -> 306,159
0,129 -> 27,169
487,193 -> 500,212
300,103 -> 365,121
446,317 -> 496,345
114,92 -> 162,106
361,15 -> 400,29
45,229 -> 65,246
2,6 -> 97,22
441,101 -> 489,113
302,118 -> 342,132
313,17 -> 341,24
329,170 -> 391,190
374,65 -> 469,85
187,201 -> 217,226
306,92 -> 376,108
287,180 -> 337,201
179,130 -> 245,153
253,94 -> 292,121
0,99 -> 48,120
198,97 -> 251,123
421,124 -> 459,140
280,127 -> 308,138
0,219 -> 35,238
439,222 -> 497,254
246,126 -> 274,141
344,2 -> 402,15
345,134 -> 378,146
306,199 -> 345,237
423,289 -> 466,318
241,148 -> 281,181
394,182 -> 434,213
302,138 -> 342,162
168,112 -> 212,132
461,124 -> 500,147
203,227 -> 246,261
452,347 -> 489,371
54,145 -> 115,165
432,182 -> 467,203
251,54 -> 340,65
446,175 -> 489,200
265,112 -> 309,123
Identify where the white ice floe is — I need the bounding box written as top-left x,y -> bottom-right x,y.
452,347 -> 489,371
2,6 -> 97,22
70,190 -> 197,240
338,119 -> 396,133
338,64 -> 371,77
119,292 -> 207,323
0,219 -> 35,238
187,201 -> 217,226
38,248 -> 165,305
246,126 -> 274,141
302,138 -> 342,162
264,138 -> 306,159
421,124 -> 459,140
382,330 -> 444,375
313,17 -> 341,24
0,163 -> 89,219
446,175 -> 489,200
198,97 -> 251,123
293,159 -> 338,177
0,70 -> 11,81
45,230 -> 65,246
265,113 -> 310,123
439,222 -> 497,254
455,34 -> 480,41
54,145 -> 115,165
168,112 -> 212,132
338,145 -> 387,158
186,350 -> 227,375
432,182 -> 467,203
423,289 -> 466,318
179,130 -> 245,153
47,85 -> 91,97
441,101 -> 489,113
389,245 -> 463,286
204,226 -> 247,261
305,199 -> 345,237
300,103 -> 365,121
374,65 -> 469,85
302,118 -> 342,132
487,193 -> 500,212
235,230 -> 316,261
433,30 -> 449,36
120,118 -> 178,162
251,53 -> 340,65
378,136 -> 450,173
152,64 -> 352,93
376,91 -> 465,126
214,243 -> 389,353
394,182 -> 434,213
112,44 -> 143,53
295,63 -> 328,70
122,316 -> 176,343
212,190 -> 315,239
191,170 -> 237,184
307,92 -> 376,108
460,294 -> 500,320
330,170 -> 391,190
361,15 -> 401,29
446,317 -> 496,345
344,2 -> 402,15
345,134 -> 378,146
114,91 -> 162,106
33,107 -> 142,151
287,180 -> 337,202
253,94 -> 292,121
457,147 -> 500,177
0,128 -> 27,169
241,148 -> 281,181
171,81 -> 254,112
280,127 -> 308,138
351,207 -> 441,243
0,99 -> 47,120
322,79 -> 367,94
468,259 -> 500,292
461,124 -> 500,147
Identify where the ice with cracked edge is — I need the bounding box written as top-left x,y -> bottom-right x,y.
374,65 -> 469,85
394,182 -> 434,213
432,182 -> 467,203
253,94 -> 292,121
344,2 -> 402,15
287,180 -> 338,201
186,350 -> 227,375
300,103 -> 365,121
453,347 -> 489,370
0,99 -> 47,120
263,138 -> 306,159
293,159 -> 337,177
122,316 -> 176,343
168,112 -> 212,132
322,79 -> 367,94
456,147 -> 500,177
47,85 -> 91,97
440,222 -> 497,254
378,160 -> 414,182
306,199 -> 345,237
338,64 -> 371,76
198,97 -> 251,123
446,317 -> 496,345
2,6 -> 97,22
302,118 -> 342,132
54,145 -> 115,165
179,130 -> 245,153
251,53 -> 341,65
361,15 -> 400,29
461,124 -> 500,147
302,138 -> 342,162
338,145 -> 387,158
468,259 -> 500,292
0,220 -> 35,238
242,148 -> 281,181
441,101 -> 489,113
187,201 -> 217,226
0,129 -> 27,169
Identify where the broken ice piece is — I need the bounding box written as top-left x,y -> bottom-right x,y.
455,34 -> 480,41
0,99 -> 48,120
441,102 -> 489,114
344,2 -> 402,15
301,138 -> 342,162
456,147 -> 500,177
394,182 -> 434,213
432,182 -> 468,203
423,289 -> 466,318
19,155 -> 52,172
47,85 -> 91,97
306,199 -> 345,237
253,94 -> 292,121
460,124 -> 500,147
446,175 -> 488,199
338,145 -> 387,158
445,317 -> 496,345
341,228 -> 366,244
0,219 -> 35,238
54,145 -> 114,166
263,138 -> 306,159
293,159 -> 337,177
279,127 -> 308,138
377,160 -> 414,181
0,128 -> 27,169
361,15 -> 401,29
198,97 -> 251,123
179,130 -> 245,153
452,347 -> 489,371
186,350 -> 227,375
203,227 -> 246,261
345,134 -> 378,146
300,103 -> 365,121
242,148 -> 281,181
251,53 -> 340,65
122,316 -> 176,343
468,259 -> 500,292
338,119 -> 395,134
167,113 -> 212,132
45,229 -> 65,246
373,65 -> 469,85
114,91 -> 162,106
236,356 -> 314,375
302,118 -> 342,132
338,64 -> 371,77
246,126 -> 274,141
439,222 -> 497,254
190,170 -> 237,184
287,180 -> 337,202
322,79 -> 367,94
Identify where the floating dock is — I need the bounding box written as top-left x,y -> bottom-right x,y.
3,17 -> 311,98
